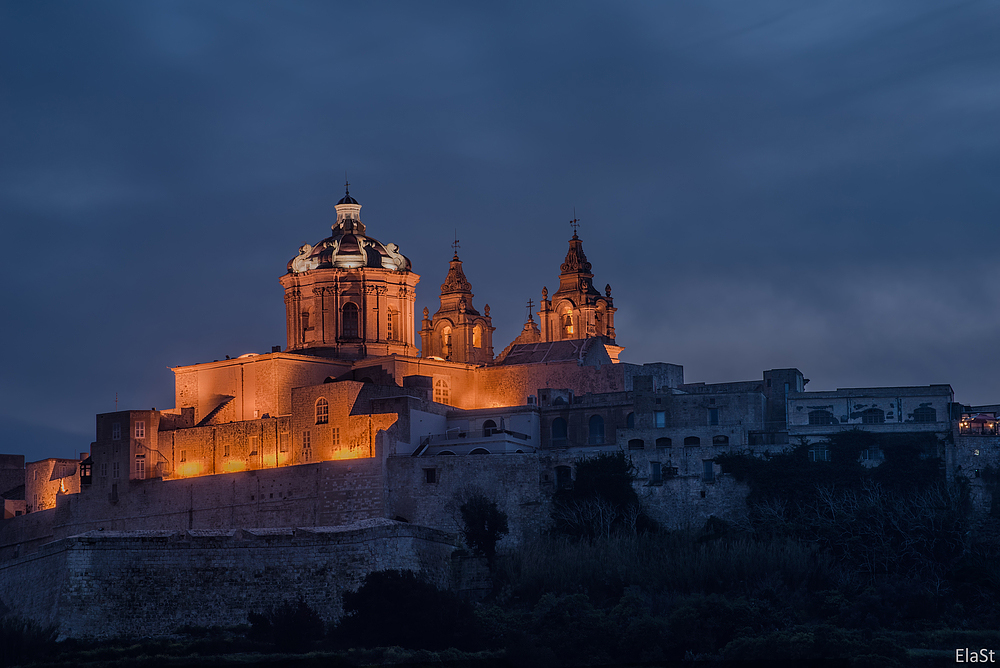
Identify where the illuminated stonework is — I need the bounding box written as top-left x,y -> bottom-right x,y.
279,186 -> 420,360
419,251 -> 495,364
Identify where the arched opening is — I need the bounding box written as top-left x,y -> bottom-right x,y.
342,302 -> 359,339
808,410 -> 836,426
628,438 -> 644,450
433,378 -> 450,405
588,415 -> 605,445
712,435 -> 729,446
473,324 -> 483,348
441,325 -> 452,359
551,418 -> 567,444
439,450 -> 456,456
912,406 -> 936,423
861,408 -> 885,425
483,419 -> 497,437
562,308 -> 573,337
626,412 -> 635,429
684,436 -> 701,446
315,398 -> 329,425
656,437 -> 671,448
469,448 -> 490,455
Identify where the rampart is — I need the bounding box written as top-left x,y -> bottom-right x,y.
0,519 -> 460,639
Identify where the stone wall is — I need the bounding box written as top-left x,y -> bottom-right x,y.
0,519 -> 458,639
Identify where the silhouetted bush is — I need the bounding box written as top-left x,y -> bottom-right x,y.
0,615 -> 57,667
331,570 -> 488,651
460,493 -> 509,564
247,598 -> 324,652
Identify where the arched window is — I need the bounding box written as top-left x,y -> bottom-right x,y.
912,406 -> 936,423
483,419 -> 497,437
315,398 -> 329,425
473,324 -> 482,348
551,418 -> 567,443
470,448 -> 490,455
342,302 -> 359,338
684,436 -> 701,446
808,410 -> 836,426
626,412 -> 635,429
562,309 -> 573,336
628,438 -> 645,450
588,415 -> 605,445
433,378 -> 450,405
712,435 -> 729,446
656,437 -> 672,448
861,408 -> 885,425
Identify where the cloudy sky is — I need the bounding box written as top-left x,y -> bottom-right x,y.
2,1 -> 999,461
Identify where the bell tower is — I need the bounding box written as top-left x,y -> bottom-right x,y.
279,184 -> 420,360
419,244 -> 494,364
537,222 -> 621,360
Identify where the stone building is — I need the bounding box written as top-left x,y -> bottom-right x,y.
0,186 -> 987,563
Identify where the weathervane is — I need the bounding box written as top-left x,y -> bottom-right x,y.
452,230 -> 460,257
570,207 -> 580,235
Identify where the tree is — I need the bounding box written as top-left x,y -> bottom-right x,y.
460,492 -> 509,564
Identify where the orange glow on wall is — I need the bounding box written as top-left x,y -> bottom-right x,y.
175,462 -> 203,477
224,460 -> 246,473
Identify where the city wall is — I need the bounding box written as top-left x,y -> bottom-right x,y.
0,519 -> 460,639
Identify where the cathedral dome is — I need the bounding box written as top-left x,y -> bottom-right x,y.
287,186 -> 411,273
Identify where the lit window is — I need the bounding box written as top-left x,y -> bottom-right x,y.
135,421 -> 145,439
112,423 -> 121,440
434,378 -> 450,405
135,456 -> 145,480
332,426 -> 340,446
316,398 -> 329,425
654,411 -> 666,428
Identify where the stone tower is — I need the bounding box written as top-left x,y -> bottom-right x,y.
279,185 -> 420,359
537,229 -> 621,360
419,250 -> 494,364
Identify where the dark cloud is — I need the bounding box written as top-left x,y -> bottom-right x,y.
2,1 -> 999,461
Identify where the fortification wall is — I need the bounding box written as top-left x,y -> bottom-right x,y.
0,457 -> 387,560
386,454 -> 547,548
0,519 -> 458,639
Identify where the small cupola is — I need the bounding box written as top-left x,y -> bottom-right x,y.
334,182 -> 364,233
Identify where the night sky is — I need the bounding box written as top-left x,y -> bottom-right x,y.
2,2 -> 999,463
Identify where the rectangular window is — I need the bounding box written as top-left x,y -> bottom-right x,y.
134,421 -> 145,439
303,430 -> 311,449
100,462 -> 108,477
332,426 -> 340,446
279,430 -> 289,453
112,423 -> 121,440
250,436 -> 259,455
180,450 -> 187,463
224,442 -> 230,457
702,460 -> 715,483
424,468 -> 438,484
112,462 -> 120,479
135,456 -> 145,480
708,408 -> 720,426
654,411 -> 666,428
650,461 -> 662,484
